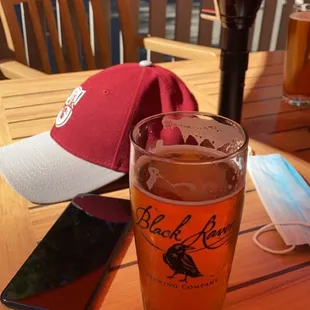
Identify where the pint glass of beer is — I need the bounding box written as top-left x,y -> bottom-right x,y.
284,3 -> 310,106
129,112 -> 248,310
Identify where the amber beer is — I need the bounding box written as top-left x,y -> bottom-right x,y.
130,112 -> 248,310
284,7 -> 310,106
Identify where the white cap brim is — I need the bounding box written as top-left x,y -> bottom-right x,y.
0,131 -> 125,204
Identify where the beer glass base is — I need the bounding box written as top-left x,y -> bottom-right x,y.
283,95 -> 310,106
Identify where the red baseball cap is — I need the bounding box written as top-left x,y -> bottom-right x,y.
0,61 -> 198,204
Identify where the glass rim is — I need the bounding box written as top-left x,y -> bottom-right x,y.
293,3 -> 310,11
129,111 -> 249,166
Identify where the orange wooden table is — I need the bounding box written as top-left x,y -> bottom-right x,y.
0,51 -> 309,309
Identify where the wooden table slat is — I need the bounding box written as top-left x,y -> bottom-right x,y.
242,98 -> 306,119
243,110 -> 310,135
191,69 -> 283,89
5,102 -> 63,123
261,128 -> 310,152
298,149 -> 310,161
3,90 -> 70,109
224,266 -> 310,310
10,117 -> 56,139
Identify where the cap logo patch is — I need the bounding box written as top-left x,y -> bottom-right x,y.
55,86 -> 86,128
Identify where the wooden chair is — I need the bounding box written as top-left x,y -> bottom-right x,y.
0,0 -> 220,79
0,0 -> 113,75
1,0 -> 295,79
0,2 -> 45,78
118,0 -> 296,63
248,0 -> 295,52
117,0 -> 221,63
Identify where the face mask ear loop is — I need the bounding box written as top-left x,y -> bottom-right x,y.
252,222 -> 310,255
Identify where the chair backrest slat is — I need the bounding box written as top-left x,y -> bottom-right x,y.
117,0 -> 139,63
0,5 -> 14,61
175,0 -> 193,43
90,0 -> 111,68
27,0 -> 51,73
130,0 -> 139,36
149,0 -> 167,62
276,0 -> 295,50
1,2 -> 27,65
41,0 -> 66,72
57,0 -> 81,71
0,2 -> 13,51
198,0 -> 214,47
73,0 -> 96,70
21,3 -> 42,71
258,0 -> 278,51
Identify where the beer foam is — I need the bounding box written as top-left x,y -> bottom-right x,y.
161,116 -> 244,153
290,11 -> 310,22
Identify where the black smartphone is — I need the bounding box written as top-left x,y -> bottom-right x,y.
1,194 -> 131,310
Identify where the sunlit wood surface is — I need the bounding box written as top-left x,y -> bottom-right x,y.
0,50 -> 309,310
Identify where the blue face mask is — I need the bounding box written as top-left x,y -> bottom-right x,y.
247,153 -> 310,255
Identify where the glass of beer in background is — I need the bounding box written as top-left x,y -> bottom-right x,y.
129,112 -> 248,310
284,3 -> 310,106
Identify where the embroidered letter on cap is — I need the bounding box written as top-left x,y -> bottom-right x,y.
56,86 -> 86,128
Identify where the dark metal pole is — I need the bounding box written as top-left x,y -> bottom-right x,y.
216,0 -> 263,123
219,28 -> 249,123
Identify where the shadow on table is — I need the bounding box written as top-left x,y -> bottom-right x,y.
91,229 -> 135,310
92,175 -> 129,196
241,50 -> 310,167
